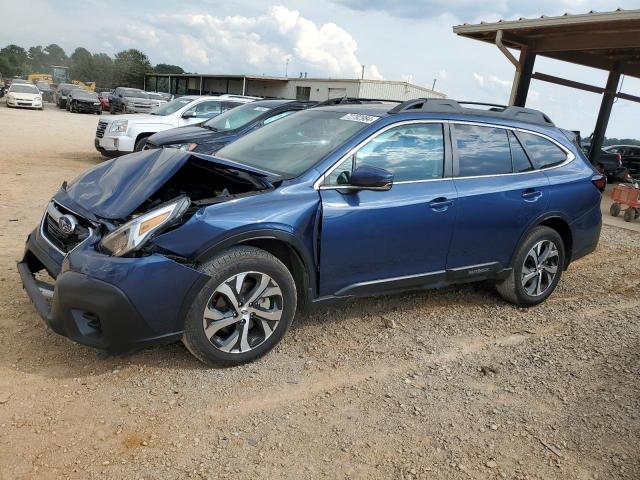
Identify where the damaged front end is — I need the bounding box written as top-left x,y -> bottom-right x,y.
18,148 -> 279,351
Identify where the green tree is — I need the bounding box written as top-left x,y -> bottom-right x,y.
28,46 -> 48,72
43,43 -> 68,66
91,53 -> 115,89
69,47 -> 94,82
154,63 -> 184,74
0,44 -> 29,77
113,49 -> 152,88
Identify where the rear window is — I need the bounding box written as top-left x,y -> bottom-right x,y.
455,125 -> 511,177
508,131 -> 534,173
517,132 -> 567,169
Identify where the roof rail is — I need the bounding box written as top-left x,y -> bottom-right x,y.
388,98 -> 555,126
315,96 -> 402,107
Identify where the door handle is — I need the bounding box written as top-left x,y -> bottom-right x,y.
522,190 -> 542,202
429,197 -> 453,211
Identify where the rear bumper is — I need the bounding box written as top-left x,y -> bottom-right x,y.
19,227 -> 208,352
74,102 -> 101,113
569,202 -> 602,264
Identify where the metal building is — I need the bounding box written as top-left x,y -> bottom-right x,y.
143,73 -> 445,102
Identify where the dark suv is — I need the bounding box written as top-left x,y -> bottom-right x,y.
18,99 -> 604,366
145,99 -> 314,153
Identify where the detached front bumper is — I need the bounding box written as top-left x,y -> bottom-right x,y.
19,224 -> 208,352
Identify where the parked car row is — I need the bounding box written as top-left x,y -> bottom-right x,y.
21,97 -> 605,367
94,94 -> 259,155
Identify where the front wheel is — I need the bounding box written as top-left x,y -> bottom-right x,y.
182,246 -> 297,367
610,202 -> 621,217
134,136 -> 149,152
496,226 -> 565,307
623,208 -> 634,222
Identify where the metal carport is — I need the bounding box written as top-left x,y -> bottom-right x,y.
453,9 -> 640,164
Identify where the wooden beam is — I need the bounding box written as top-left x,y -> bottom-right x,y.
532,31 -> 640,53
531,72 -> 605,94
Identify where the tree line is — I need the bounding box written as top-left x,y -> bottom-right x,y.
0,44 -> 185,90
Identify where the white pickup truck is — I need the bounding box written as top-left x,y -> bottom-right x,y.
94,95 -> 257,156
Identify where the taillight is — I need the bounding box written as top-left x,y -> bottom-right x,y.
592,174 -> 607,193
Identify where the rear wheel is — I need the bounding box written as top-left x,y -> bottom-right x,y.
610,202 -> 621,217
496,226 -> 565,307
182,246 -> 297,367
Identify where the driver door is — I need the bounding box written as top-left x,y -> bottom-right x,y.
318,122 -> 457,297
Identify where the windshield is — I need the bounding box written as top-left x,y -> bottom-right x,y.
216,110 -> 373,177
151,97 -> 193,116
10,85 -> 39,94
122,89 -> 148,99
203,103 -> 273,132
147,93 -> 163,100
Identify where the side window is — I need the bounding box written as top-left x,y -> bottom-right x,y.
186,101 -> 222,118
455,125 -> 511,177
223,101 -> 243,111
263,110 -> 297,125
355,123 -> 444,182
324,123 -> 445,185
517,131 -> 567,169
508,130 -> 534,172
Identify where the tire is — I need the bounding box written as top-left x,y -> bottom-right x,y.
610,202 -> 621,217
635,209 -> 640,220
109,105 -> 115,114
96,110 -> 102,115
182,246 -> 297,367
496,226 -> 565,307
623,208 -> 634,222
134,136 -> 149,152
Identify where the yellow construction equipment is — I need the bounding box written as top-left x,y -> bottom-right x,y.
72,80 -> 96,91
27,73 -> 53,83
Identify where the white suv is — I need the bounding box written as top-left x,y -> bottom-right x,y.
94,95 -> 258,156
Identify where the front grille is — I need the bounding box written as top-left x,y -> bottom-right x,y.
96,121 -> 108,138
42,203 -> 92,253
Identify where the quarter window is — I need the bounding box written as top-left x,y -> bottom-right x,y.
508,131 -> 534,172
456,125 -> 511,177
517,132 -> 567,169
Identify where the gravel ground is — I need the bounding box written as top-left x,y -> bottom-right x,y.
0,104 -> 639,480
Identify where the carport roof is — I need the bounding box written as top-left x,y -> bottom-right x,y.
453,9 -> 640,78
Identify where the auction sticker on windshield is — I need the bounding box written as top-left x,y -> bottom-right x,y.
340,113 -> 379,124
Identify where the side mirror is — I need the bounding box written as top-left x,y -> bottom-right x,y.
182,111 -> 196,119
349,165 -> 393,191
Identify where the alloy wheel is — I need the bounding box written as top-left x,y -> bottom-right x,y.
202,271 -> 283,354
521,240 -> 559,296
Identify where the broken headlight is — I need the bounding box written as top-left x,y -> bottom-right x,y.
99,197 -> 190,256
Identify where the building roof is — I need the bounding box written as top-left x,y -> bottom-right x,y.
453,9 -> 640,78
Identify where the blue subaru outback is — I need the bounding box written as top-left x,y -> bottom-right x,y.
18,99 -> 604,366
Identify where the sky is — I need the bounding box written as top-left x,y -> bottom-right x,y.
3,0 -> 640,138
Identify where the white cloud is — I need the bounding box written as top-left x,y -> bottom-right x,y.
121,6 -> 380,79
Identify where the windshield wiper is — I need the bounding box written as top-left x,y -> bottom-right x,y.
203,125 -> 218,131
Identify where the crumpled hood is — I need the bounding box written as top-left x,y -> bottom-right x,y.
57,149 -> 190,220
55,149 -> 278,221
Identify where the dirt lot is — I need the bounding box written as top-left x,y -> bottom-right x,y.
0,104 -> 639,480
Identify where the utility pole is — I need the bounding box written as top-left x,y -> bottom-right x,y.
432,78 -> 437,91
361,65 -> 365,80
284,57 -> 290,78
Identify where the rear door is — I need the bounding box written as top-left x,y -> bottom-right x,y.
448,123 -> 550,271
318,121 -> 457,296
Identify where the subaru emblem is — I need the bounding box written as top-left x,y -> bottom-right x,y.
58,214 -> 77,235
